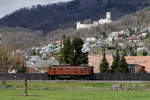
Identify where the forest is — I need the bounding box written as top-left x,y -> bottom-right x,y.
0,0 -> 150,34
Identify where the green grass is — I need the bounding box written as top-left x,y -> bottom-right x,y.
1,81 -> 150,90
1,81 -> 150,100
1,90 -> 150,100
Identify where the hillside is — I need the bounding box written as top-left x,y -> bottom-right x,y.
42,6 -> 150,44
0,26 -> 43,49
0,0 -> 150,34
117,7 -> 150,28
2,7 -> 150,49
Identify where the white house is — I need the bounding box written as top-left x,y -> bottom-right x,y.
40,45 -> 54,54
86,37 -> 97,42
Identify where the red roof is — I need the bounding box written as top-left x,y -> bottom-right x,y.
26,67 -> 37,73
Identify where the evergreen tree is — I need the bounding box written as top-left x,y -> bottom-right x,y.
112,37 -> 115,43
134,43 -> 137,56
60,36 -> 73,64
117,56 -> 129,73
72,37 -> 88,65
100,53 -> 109,73
101,45 -> 106,54
123,50 -> 127,56
60,36 -> 88,66
142,50 -> 148,56
128,46 -> 137,56
111,45 -> 120,73
130,47 -> 135,56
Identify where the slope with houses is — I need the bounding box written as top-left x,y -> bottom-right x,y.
8,25 -> 150,73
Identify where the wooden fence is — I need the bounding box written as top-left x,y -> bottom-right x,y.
1,73 -> 150,80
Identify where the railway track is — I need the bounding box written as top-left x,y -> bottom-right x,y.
2,80 -> 150,83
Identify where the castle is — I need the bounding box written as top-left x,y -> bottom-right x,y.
76,12 -> 112,30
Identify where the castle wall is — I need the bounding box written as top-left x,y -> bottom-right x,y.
76,12 -> 112,30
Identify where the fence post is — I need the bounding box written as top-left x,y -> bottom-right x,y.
24,79 -> 28,96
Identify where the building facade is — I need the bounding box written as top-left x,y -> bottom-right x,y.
76,12 -> 112,30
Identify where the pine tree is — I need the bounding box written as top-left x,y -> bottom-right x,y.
134,43 -> 137,56
100,53 -> 109,73
111,45 -> 120,73
60,36 -> 73,64
123,50 -> 127,56
72,37 -> 88,65
60,36 -> 88,66
142,50 -> 148,56
117,56 -> 129,73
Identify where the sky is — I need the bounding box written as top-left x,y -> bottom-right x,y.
0,0 -> 71,18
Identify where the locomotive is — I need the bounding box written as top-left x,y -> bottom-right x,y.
47,65 -> 94,80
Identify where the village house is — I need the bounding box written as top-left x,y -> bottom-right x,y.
54,40 -> 62,48
88,55 -> 150,73
86,37 -> 97,42
133,31 -> 148,38
128,36 -> 141,43
40,44 -> 54,54
136,43 -> 147,51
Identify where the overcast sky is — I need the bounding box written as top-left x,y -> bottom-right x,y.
0,0 -> 71,18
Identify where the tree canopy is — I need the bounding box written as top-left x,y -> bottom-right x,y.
111,46 -> 120,73
111,45 -> 129,73
60,36 -> 88,66
100,53 -> 109,73
117,56 -> 129,73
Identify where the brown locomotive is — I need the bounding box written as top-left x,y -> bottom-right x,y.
47,65 -> 94,80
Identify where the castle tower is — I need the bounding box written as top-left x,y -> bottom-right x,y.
76,21 -> 81,30
106,12 -> 111,20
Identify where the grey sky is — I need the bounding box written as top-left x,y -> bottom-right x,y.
0,0 -> 71,18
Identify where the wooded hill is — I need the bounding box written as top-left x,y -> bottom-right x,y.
2,7 -> 150,49
0,0 -> 150,34
1,0 -> 150,48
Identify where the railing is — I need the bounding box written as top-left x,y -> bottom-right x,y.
94,73 -> 150,81
1,73 -> 150,80
0,73 -> 48,80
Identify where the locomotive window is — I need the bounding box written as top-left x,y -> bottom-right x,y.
60,68 -> 63,72
66,68 -> 70,72
75,69 -> 78,74
80,68 -> 84,73
53,68 -> 56,73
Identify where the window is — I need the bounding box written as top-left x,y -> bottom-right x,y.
59,68 -> 63,72
80,68 -> 84,73
53,68 -> 56,73
66,68 -> 70,72
75,69 -> 78,74
49,67 -> 51,70
129,65 -> 136,73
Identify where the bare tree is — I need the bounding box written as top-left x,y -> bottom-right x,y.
0,36 -> 26,73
